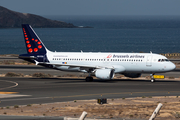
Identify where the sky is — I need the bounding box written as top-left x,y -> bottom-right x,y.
1,0 -> 180,16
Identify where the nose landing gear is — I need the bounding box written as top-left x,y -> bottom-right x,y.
150,73 -> 155,83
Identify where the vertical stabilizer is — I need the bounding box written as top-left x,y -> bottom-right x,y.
20,24 -> 49,63
22,24 -> 47,54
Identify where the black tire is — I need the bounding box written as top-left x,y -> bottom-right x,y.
86,77 -> 93,82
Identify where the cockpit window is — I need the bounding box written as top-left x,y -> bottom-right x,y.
158,59 -> 169,62
165,59 -> 169,62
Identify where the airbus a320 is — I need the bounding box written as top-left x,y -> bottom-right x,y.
19,24 -> 176,82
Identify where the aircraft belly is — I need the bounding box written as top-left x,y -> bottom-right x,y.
55,66 -> 81,72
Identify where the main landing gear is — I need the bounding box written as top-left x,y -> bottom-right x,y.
85,72 -> 94,82
85,76 -> 93,82
150,73 -> 155,83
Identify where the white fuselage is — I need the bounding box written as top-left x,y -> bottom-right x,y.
46,51 -> 176,74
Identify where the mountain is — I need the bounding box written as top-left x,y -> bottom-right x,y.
0,6 -> 77,28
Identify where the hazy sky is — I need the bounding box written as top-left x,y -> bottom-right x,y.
1,0 -> 180,16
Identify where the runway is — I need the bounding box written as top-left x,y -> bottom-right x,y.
0,64 -> 180,108
0,65 -> 179,77
0,77 -> 180,107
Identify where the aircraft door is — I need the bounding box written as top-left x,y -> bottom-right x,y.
146,56 -> 152,67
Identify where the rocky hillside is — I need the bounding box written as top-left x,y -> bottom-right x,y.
0,6 -> 77,28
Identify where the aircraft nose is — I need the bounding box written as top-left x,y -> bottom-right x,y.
167,62 -> 176,71
172,62 -> 176,70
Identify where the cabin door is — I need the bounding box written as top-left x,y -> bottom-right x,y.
146,56 -> 152,67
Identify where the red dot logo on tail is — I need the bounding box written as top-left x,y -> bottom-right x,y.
38,45 -> 42,49
27,44 -> 31,48
28,48 -> 33,53
34,48 -> 38,52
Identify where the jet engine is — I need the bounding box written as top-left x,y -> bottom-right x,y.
95,69 -> 114,79
123,73 -> 141,78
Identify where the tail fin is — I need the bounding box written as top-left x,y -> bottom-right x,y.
22,24 -> 47,54
20,24 -> 49,64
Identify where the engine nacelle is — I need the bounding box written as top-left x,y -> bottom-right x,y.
123,73 -> 141,78
95,69 -> 114,79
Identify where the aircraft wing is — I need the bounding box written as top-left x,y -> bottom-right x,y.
44,62 -> 114,69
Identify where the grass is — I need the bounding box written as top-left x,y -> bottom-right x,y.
27,104 -> 32,107
14,105 -> 19,108
32,73 -> 52,78
129,115 -> 133,117
175,112 -> 180,118
5,72 -> 24,77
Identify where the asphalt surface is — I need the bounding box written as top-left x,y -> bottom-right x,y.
1,76 -> 180,107
0,65 -> 180,120
0,65 -> 179,77
0,115 -> 63,120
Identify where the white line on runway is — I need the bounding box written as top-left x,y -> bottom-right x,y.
0,94 -> 31,99
0,80 -> 18,90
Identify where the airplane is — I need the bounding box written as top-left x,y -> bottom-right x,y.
19,24 -> 176,82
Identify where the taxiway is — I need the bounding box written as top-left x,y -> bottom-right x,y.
0,77 -> 180,107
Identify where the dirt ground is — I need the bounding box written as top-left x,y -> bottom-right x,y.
0,96 -> 180,120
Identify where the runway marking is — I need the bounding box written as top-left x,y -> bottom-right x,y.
1,91 -> 180,102
0,80 -> 18,90
0,92 -> 18,94
0,94 -> 30,99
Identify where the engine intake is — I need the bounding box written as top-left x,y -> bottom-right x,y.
95,69 -> 114,79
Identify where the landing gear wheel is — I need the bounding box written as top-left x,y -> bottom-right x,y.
150,73 -> 155,83
151,79 -> 155,83
85,77 -> 93,82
